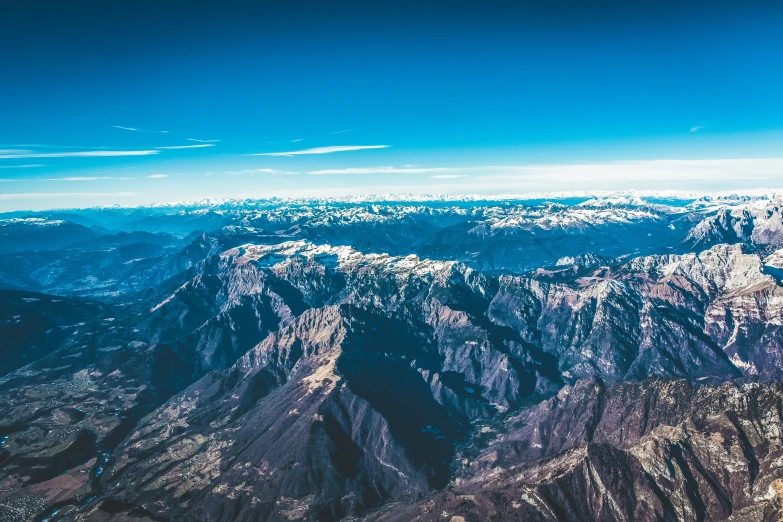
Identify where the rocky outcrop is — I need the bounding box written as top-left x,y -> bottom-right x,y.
684,208 -> 754,250
685,199 -> 783,253
373,378 -> 783,522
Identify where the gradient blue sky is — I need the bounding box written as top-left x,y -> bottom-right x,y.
1,0 -> 782,210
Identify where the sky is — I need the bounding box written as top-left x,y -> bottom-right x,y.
1,0 -> 782,210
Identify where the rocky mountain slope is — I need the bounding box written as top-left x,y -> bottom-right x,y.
684,198 -> 783,253
374,378 -> 783,522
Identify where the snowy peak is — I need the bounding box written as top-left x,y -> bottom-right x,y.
685,198 -> 783,250
0,217 -> 67,227
623,243 -> 774,295
227,240 -> 461,280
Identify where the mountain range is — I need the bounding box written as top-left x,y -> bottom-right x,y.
1,192 -> 783,521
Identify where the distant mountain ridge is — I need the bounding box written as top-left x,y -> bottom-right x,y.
1,193 -> 780,297
4,188 -> 780,212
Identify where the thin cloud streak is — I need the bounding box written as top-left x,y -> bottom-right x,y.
0,164 -> 44,169
224,168 -> 297,175
110,126 -> 169,133
187,138 -> 221,143
0,150 -> 158,158
148,174 -> 169,178
253,145 -> 389,157
0,192 -> 138,200
431,174 -> 469,179
309,166 -> 453,175
48,177 -> 114,181
155,144 -> 214,149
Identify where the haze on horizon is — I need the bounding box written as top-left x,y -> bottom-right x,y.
1,0 -> 782,211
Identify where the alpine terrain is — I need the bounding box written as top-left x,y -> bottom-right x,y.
1,192 -> 783,522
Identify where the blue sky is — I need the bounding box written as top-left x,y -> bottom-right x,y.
1,0 -> 782,210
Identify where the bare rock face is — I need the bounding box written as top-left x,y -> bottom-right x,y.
684,208 -> 755,250
685,199 -> 783,253
371,379 -> 783,522
488,243 -> 783,383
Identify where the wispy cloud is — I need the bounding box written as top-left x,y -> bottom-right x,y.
0,144 -> 117,149
0,164 -> 44,169
479,158 -> 783,183
148,174 -> 169,179
290,139 -> 306,143
253,145 -> 389,157
0,150 -> 158,159
155,144 -> 214,150
690,126 -> 704,132
186,138 -> 221,143
224,168 -> 297,175
329,130 -> 351,134
0,192 -> 137,200
110,125 -> 169,133
304,158 -> 783,188
309,166 -> 453,175
48,176 -> 114,181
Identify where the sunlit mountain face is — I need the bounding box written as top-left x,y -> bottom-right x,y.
2,1 -> 783,521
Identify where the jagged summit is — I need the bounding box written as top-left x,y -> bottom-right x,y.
228,240 -> 460,278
